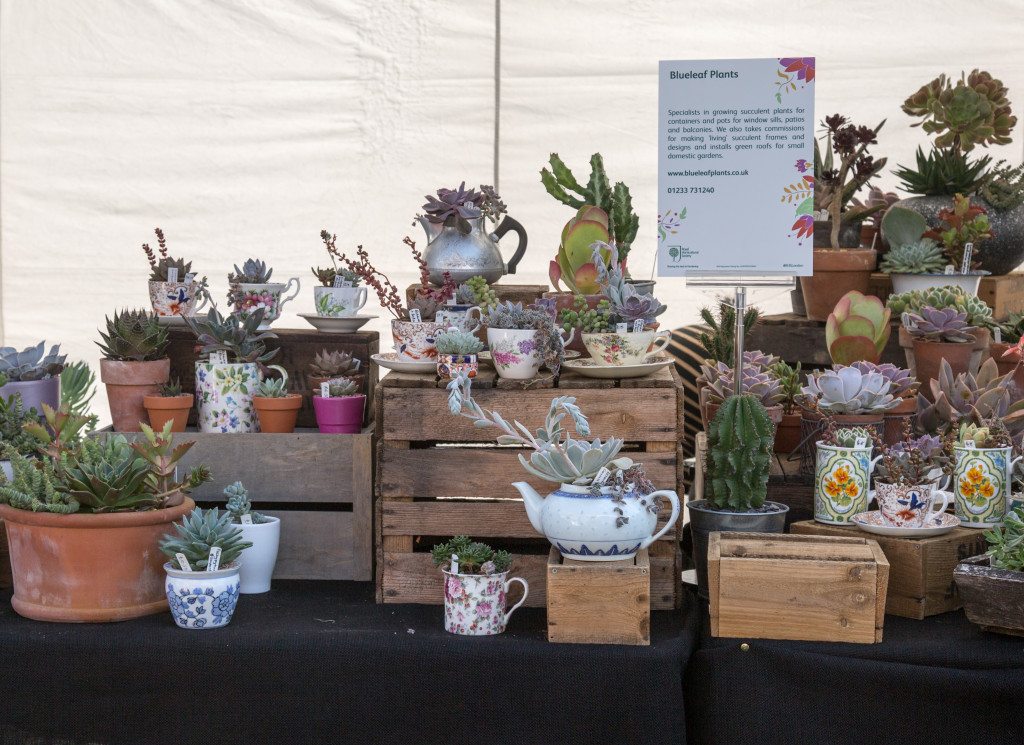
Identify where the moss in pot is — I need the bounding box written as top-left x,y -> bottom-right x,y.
690,394 -> 789,599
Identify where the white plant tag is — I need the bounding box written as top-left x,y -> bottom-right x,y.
616,322 -> 628,333
408,308 -> 422,323
961,243 -> 973,275
855,436 -> 867,448
447,295 -> 457,306
450,554 -> 459,574
207,546 -> 222,572
944,264 -> 955,275
175,553 -> 192,572
211,351 -> 228,365
964,439 -> 975,449
240,513 -> 253,525
341,279 -> 353,288
320,382 -> 331,398
995,327 -> 1002,343
166,267 -> 179,283
593,466 -> 612,485
333,274 -> 346,288
632,319 -> 645,333
184,272 -> 195,285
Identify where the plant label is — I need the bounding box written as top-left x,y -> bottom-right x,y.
207,546 -> 222,572
616,322 -> 628,333
632,319 -> 645,333
320,382 -> 331,398
408,308 -> 422,323
166,267 -> 179,283
995,327 -> 1002,343
855,436 -> 867,448
594,466 -> 612,485
964,439 -> 975,449
184,272 -> 195,285
175,553 -> 192,572
341,280 -> 353,288
332,275 -> 346,288
944,264 -> 955,275
961,243 -> 973,275
241,514 -> 253,525
450,554 -> 459,574
211,351 -> 229,365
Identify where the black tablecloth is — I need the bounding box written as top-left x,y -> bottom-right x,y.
686,605 -> 1024,745
0,581 -> 699,745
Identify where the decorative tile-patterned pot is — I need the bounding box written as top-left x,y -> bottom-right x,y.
392,320 -> 445,361
195,362 -> 287,433
148,280 -> 208,318
231,279 -> 300,329
164,563 -> 241,630
437,353 -> 478,380
441,570 -> 528,635
874,482 -> 950,529
814,443 -> 881,524
954,445 -> 1023,528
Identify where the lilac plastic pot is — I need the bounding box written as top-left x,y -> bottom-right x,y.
0,377 -> 60,413
312,395 -> 366,434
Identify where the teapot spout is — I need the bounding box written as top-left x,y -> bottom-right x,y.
512,481 -> 545,534
417,215 -> 443,243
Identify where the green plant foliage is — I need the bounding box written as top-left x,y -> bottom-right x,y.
455,276 -> 499,310
985,505 -> 1024,572
886,286 -> 992,326
698,301 -> 761,364
434,329 -> 484,356
96,309 -> 169,362
879,240 -> 947,274
705,394 -> 773,510
430,535 -> 512,575
256,376 -> 290,398
160,507 -> 253,571
558,294 -> 614,334
224,481 -> 268,524
0,391 -> 39,460
903,70 -> 1016,152
326,377 -> 360,397
894,147 -> 991,196
184,307 -> 279,365
0,453 -> 77,513
61,435 -> 155,513
980,161 -> 1024,210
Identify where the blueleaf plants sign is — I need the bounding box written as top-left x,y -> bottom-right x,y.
657,57 -> 815,276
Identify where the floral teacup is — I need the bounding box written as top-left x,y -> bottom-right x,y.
313,286 -> 368,317
442,569 -> 529,636
149,280 -> 209,318
435,305 -> 483,333
814,442 -> 882,524
954,445 -> 1023,528
582,330 -> 670,366
873,482 -> 950,528
231,279 -> 301,330
487,327 -> 575,379
392,320 -> 446,361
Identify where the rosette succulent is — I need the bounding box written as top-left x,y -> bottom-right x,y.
902,70 -> 1015,152
435,329 -> 484,356
850,361 -> 916,398
420,183 -> 505,235
916,358 -> 1015,434
96,309 -> 170,362
902,307 -> 976,343
326,377 -> 360,398
701,355 -> 784,407
590,242 -> 667,325
825,291 -> 891,365
801,365 -> 899,414
160,507 -> 253,571
886,286 -> 992,327
0,342 -> 66,381
229,258 -> 272,285
878,240 -> 947,274
309,349 -> 361,378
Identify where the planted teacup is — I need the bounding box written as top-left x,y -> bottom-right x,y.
149,280 -> 208,318
582,329 -> 670,366
231,278 -> 301,329
954,444 -> 1022,528
313,286 -> 368,317
435,305 -> 483,333
392,320 -> 446,361
442,570 -> 528,636
874,482 -> 950,529
814,443 -> 882,524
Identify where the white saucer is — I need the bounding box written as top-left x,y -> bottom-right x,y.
371,352 -> 436,374
561,354 -> 673,379
298,313 -> 376,333
851,509 -> 959,538
478,349 -> 581,363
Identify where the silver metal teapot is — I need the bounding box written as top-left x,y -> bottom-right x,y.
417,215 -> 527,285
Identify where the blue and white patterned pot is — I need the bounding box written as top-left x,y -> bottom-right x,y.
164,563 -> 241,630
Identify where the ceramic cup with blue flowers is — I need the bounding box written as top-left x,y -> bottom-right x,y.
814,443 -> 882,524
873,482 -> 950,528
164,563 -> 241,630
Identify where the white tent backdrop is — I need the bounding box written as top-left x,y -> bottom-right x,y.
2,0 -> 1022,418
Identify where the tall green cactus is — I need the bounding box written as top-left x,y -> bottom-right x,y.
540,153 -> 639,261
0,453 -> 78,514
706,394 -> 773,510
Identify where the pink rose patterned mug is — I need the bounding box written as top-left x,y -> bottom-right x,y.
442,569 -> 529,636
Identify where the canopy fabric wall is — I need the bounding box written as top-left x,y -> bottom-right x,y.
2,0 -> 1022,405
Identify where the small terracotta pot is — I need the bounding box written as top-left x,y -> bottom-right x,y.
143,394 -> 194,433
0,498 -> 195,622
254,394 -> 303,433
774,412 -> 802,454
100,358 -> 171,432
882,396 -> 917,446
799,248 -> 877,321
989,341 -> 1024,392
313,394 -> 366,434
912,339 -> 975,397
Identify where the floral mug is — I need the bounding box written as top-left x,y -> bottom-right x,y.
313,286 -> 368,317
814,442 -> 882,524
435,305 -> 483,333
392,320 -> 446,361
231,279 -> 301,330
873,482 -> 951,528
486,327 -> 575,379
196,362 -> 287,433
582,330 -> 671,366
442,570 -> 529,636
954,445 -> 1023,528
149,280 -> 209,318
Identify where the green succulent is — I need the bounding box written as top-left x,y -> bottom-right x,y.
832,427 -> 875,448
96,309 -> 169,362
60,361 -> 97,429
256,376 -> 290,398
131,421 -> 211,508
309,349 -> 361,377
886,286 -> 992,326
768,360 -> 802,413
979,161 -> 1024,211
903,70 -> 1016,152
893,147 -> 992,197
558,295 -> 614,334
229,258 -> 272,285
705,394 -> 773,510
435,329 -> 484,356
0,390 -> 39,459
61,435 -> 155,513
455,276 -> 499,311
185,307 -> 279,365
326,377 -> 359,397
992,312 -> 1024,345
0,453 -> 77,514
311,265 -> 360,287
985,505 -> 1024,572
699,301 -> 761,365
431,536 -> 512,575
224,481 -> 268,524
161,378 -> 184,397
160,507 -> 253,571
879,239 -> 947,274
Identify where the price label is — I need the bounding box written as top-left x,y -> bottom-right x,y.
854,436 -> 867,449
964,439 -> 975,449
632,319 -> 645,333
166,267 -> 179,283
175,553 -> 192,572
320,382 -> 331,398
408,308 -> 422,323
240,513 -> 253,525
450,554 -> 459,574
593,466 -> 611,485
341,280 -> 353,288
211,351 -> 229,365
332,275 -> 346,288
184,272 -> 196,285
207,546 -> 222,572
944,265 -> 955,275
615,322 -> 628,334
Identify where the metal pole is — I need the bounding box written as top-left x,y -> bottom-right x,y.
734,286 -> 746,396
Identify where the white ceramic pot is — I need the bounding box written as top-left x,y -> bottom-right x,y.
442,569 -> 528,635
435,305 -> 483,333
164,562 -> 241,629
581,329 -> 671,366
195,362 -> 287,433
313,286 -> 368,317
237,517 -> 281,594
511,481 -> 680,561
487,327 -> 574,379
231,279 -> 301,329
889,272 -> 985,297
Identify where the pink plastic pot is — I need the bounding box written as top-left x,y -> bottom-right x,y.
312,394 -> 366,434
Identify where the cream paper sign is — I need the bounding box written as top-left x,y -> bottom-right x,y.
657,57 -> 815,276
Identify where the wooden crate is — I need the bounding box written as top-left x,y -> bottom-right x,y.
790,520 -> 988,619
404,283 -> 548,308
868,272 -> 1024,321
167,326 -> 379,428
708,532 -> 889,644
375,365 -> 684,609
546,547 -> 651,645
747,313 -> 904,369
98,428 -> 374,581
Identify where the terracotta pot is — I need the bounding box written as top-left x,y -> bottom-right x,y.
989,341 -> 1024,392
0,498 -> 195,622
313,394 -> 366,434
774,412 -> 802,454
143,394 -> 194,433
100,358 -> 170,432
799,248 -> 877,321
882,396 -> 917,446
912,339 -> 975,397
900,326 -> 989,380
254,394 -> 303,433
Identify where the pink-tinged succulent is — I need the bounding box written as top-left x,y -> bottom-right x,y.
549,206 -> 613,294
825,291 -> 892,366
700,359 -> 784,406
901,306 -> 976,343
850,361 -> 917,398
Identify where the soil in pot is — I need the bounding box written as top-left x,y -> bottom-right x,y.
254,394 -> 303,433
143,394 -> 193,433
912,339 -> 975,397
313,394 -> 366,434
799,248 -> 877,321
101,358 -> 170,432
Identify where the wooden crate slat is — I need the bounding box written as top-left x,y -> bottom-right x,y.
268,510 -> 359,580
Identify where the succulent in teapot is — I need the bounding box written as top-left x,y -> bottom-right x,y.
419,182 -> 507,236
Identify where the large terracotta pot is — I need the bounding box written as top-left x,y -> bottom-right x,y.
990,341 -> 1024,393
0,498 -> 195,622
882,396 -> 917,446
143,393 -> 194,433
774,412 -> 802,454
254,394 -> 303,433
912,339 -> 975,395
799,248 -> 877,321
100,358 -> 170,432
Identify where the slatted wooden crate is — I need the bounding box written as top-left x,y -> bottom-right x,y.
167,326 -> 379,427
375,364 -> 685,609
95,427 -> 374,581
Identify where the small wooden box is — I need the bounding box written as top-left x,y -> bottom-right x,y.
790,520 -> 988,619
708,532 -> 889,644
546,548 -> 651,645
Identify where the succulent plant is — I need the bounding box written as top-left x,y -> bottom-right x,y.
879,240 -> 947,274
0,342 -> 66,381
980,161 -> 1024,211
60,361 -> 97,428
886,286 -> 993,326
141,228 -> 193,282
801,366 -> 899,414
985,504 -> 1024,572
229,258 -> 273,285
698,301 -> 761,365
161,378 -> 184,397
22,403 -> 93,461
826,426 -> 876,449
185,308 -> 279,365
825,291 -> 891,365
256,376 -> 290,398
894,146 -> 992,197
420,183 -> 506,235
131,421 -> 211,508
0,452 -> 76,514
224,481 -> 268,524
0,390 -> 39,459
849,361 -> 916,398
431,536 -> 512,575
95,309 -> 170,362
311,265 -> 361,288
926,194 -> 992,270
880,205 -> 929,250
326,377 -> 360,398
902,307 -> 976,343
590,242 -> 667,325
768,360 -> 803,414
903,70 -> 1016,153
61,435 -> 153,513
160,507 -> 253,571
540,153 -> 638,262
309,349 -> 361,378
558,294 -> 614,333
435,329 -> 484,356
700,357 -> 784,407
992,312 -> 1024,345
916,358 -> 1013,434
455,276 -> 499,310
550,207 -> 614,294
704,394 -> 774,511
875,431 -> 951,486
958,419 -> 1012,449
485,301 -> 564,374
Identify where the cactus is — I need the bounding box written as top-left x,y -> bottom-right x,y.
879,240 -> 947,274
540,153 -> 638,262
698,302 -> 761,365
0,342 -> 66,381
0,453 -> 78,513
96,309 -> 170,362
224,481 -> 268,525
62,435 -> 154,513
435,329 -> 484,356
160,507 -> 253,571
705,394 -> 774,510
430,536 -> 511,574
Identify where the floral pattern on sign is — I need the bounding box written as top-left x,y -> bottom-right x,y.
774,57 -> 815,103
658,207 -> 687,244
782,159 -> 815,243
954,447 -> 1011,525
442,570 -> 524,636
166,580 -> 239,629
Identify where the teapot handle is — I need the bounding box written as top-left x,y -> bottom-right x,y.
491,216 -> 528,275
638,489 -> 681,551
503,576 -> 529,625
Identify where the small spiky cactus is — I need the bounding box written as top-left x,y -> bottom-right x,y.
705,394 -> 773,510
160,508 -> 253,571
224,481 -> 268,524
96,309 -> 170,362
0,453 -> 78,514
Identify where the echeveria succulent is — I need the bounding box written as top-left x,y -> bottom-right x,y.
850,361 -> 917,398
801,365 -> 899,414
700,360 -> 783,407
902,306 -> 976,343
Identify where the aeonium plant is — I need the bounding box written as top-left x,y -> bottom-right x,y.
419,182 -> 507,236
